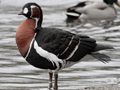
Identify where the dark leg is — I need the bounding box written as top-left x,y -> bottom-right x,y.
54,72 -> 58,90
48,72 -> 53,89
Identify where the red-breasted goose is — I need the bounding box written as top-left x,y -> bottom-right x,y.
16,2 -> 114,90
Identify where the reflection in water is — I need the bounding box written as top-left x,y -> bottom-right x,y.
0,0 -> 120,90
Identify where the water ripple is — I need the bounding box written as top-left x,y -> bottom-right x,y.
0,0 -> 120,90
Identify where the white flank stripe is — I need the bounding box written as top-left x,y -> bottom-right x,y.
65,39 -> 80,60
60,36 -> 74,56
25,33 -> 37,59
34,40 -> 63,70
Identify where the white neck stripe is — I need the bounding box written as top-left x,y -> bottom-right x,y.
25,33 -> 37,59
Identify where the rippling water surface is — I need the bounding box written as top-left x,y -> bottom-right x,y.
0,0 -> 120,90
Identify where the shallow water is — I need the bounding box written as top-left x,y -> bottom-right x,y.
0,0 -> 120,90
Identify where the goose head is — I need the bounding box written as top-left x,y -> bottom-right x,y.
18,2 -> 43,31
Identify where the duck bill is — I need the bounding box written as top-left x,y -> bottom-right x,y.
18,11 -> 24,15
116,0 -> 120,7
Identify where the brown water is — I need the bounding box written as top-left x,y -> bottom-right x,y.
0,0 -> 120,90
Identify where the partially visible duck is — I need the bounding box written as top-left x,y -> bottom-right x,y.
16,2 -> 114,90
66,0 -> 120,22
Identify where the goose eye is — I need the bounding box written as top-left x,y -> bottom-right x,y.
23,8 -> 28,14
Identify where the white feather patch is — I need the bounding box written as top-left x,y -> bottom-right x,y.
66,12 -> 79,17
34,40 -> 63,70
23,8 -> 28,14
31,5 -> 36,9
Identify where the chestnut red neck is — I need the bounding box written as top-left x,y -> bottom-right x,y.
31,5 -> 43,32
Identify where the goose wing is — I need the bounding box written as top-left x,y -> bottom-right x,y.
35,28 -> 96,62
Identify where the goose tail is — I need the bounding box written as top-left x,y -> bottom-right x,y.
90,52 -> 111,64
93,44 -> 114,52
90,44 -> 114,63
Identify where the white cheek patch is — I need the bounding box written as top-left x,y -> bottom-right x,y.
23,8 -> 28,14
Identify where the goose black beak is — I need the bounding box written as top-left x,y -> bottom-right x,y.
116,0 -> 120,7
18,11 -> 24,15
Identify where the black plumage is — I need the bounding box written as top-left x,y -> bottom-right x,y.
24,27 -> 112,70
